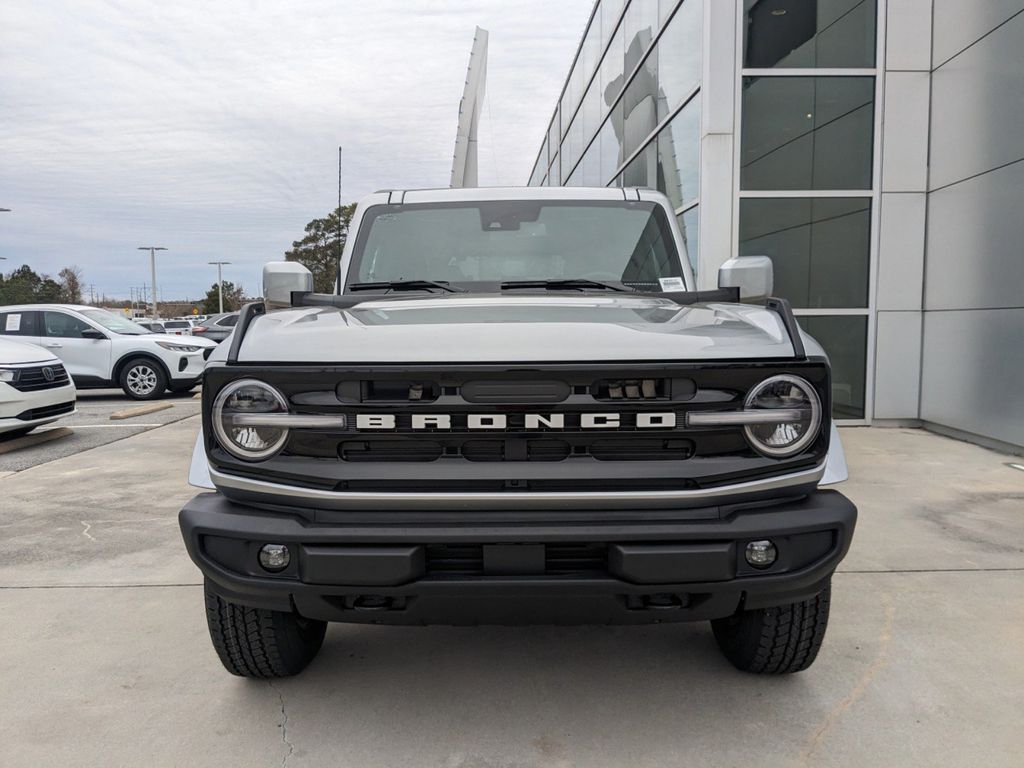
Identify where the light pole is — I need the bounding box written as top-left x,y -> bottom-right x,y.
209,261 -> 231,314
137,246 -> 167,319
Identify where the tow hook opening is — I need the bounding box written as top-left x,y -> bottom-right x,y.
345,595 -> 407,612
626,593 -> 689,611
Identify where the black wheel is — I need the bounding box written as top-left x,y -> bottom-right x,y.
204,580 -> 327,678
711,585 -> 831,674
119,357 -> 167,400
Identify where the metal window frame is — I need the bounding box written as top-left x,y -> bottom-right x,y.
729,0 -> 886,427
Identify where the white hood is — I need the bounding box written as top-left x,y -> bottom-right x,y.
235,296 -> 806,363
0,337 -> 59,365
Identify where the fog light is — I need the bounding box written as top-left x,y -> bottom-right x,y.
745,540 -> 777,568
259,543 -> 290,572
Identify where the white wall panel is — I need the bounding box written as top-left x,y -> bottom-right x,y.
932,0 -> 1024,66
873,311 -> 922,419
925,159 -> 1024,311
886,0 -> 933,71
920,308 -> 1024,447
929,12 -> 1024,189
877,193 -> 926,311
881,72 -> 930,191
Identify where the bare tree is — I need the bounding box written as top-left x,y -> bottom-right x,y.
58,266 -> 84,304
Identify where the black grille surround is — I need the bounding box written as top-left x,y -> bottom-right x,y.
6,363 -> 71,392
203,360 -> 831,501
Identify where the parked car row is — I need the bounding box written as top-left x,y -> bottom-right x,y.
132,313 -> 239,342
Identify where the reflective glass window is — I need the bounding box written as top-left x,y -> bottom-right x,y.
622,141 -> 657,188
739,197 -> 870,308
741,76 -> 874,189
743,0 -> 876,69
600,24 -> 626,116
562,113 -> 586,181
678,206 -> 699,273
548,151 -> 560,185
622,48 -> 659,159
656,97 -> 700,209
597,111 -> 624,183
656,0 -> 702,120
581,76 -> 603,141
798,315 -> 867,418
624,0 -> 660,73
547,112 -> 559,160
601,0 -> 625,44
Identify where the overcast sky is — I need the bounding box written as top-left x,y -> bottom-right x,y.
0,0 -> 592,301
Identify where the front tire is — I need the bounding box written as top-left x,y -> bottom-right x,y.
119,358 -> 167,400
711,585 -> 831,674
204,581 -> 327,678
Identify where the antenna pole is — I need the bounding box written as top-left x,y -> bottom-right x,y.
335,146 -> 343,295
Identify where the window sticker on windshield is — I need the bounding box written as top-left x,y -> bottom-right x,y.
658,277 -> 685,292
5,314 -> 21,332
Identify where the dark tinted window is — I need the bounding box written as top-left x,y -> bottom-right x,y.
43,311 -> 92,338
744,0 -> 876,68
0,310 -> 40,336
739,197 -> 870,308
217,315 -> 238,327
800,315 -> 867,419
741,76 -> 874,190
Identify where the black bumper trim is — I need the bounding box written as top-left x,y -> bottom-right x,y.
179,490 -> 856,625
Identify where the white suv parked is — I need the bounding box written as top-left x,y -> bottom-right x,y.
0,305 -> 216,399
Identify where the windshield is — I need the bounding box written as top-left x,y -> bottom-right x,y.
165,321 -> 188,328
81,309 -> 150,335
345,200 -> 686,292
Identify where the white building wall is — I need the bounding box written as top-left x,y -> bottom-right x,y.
921,6 -> 1024,448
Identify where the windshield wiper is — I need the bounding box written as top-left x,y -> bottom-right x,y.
501,278 -> 627,292
348,280 -> 465,293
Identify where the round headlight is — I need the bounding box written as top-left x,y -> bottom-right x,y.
212,379 -> 289,461
743,375 -> 821,457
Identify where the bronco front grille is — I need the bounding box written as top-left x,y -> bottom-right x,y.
205,361 -> 831,494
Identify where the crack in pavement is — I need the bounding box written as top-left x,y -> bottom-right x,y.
796,591 -> 896,766
268,680 -> 294,768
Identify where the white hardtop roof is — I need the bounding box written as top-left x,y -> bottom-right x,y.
361,186 -> 672,206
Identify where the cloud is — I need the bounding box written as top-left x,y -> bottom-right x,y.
0,0 -> 591,300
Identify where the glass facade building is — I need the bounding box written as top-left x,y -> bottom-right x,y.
530,0 -> 880,422
528,0 -> 704,271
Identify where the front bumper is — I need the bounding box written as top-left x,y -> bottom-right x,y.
180,490 -> 856,625
167,350 -> 210,383
0,381 -> 77,434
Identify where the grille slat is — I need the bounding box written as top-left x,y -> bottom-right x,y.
425,543 -> 608,576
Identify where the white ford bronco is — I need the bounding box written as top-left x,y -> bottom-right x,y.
180,187 -> 855,678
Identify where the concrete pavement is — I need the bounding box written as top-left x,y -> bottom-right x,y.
1,422 -> 1022,767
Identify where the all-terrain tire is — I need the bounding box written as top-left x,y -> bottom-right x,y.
711,584 -> 831,674
119,357 -> 168,400
204,580 -> 327,678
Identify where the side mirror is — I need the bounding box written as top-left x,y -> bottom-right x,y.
81,328 -> 106,340
263,261 -> 313,308
718,256 -> 774,301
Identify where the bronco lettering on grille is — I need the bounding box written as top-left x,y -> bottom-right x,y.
354,413 -> 678,430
